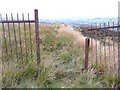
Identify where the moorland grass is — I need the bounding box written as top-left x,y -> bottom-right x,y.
0,24 -> 119,88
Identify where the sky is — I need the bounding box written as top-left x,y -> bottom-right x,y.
0,0 -> 119,19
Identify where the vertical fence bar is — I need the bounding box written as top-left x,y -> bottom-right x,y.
11,13 -> 18,61
17,13 -> 23,62
0,14 -> 6,69
90,25 -> 93,66
84,38 -> 90,70
11,13 -> 18,62
34,9 -> 40,64
28,13 -> 33,58
103,23 -> 106,66
99,23 -> 102,64
108,22 -> 111,72
95,23 -> 98,64
0,14 -> 3,71
6,14 -> 13,61
2,15 -> 9,65
112,22 -> 115,69
22,13 -> 28,61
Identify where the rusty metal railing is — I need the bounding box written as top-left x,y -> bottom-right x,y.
0,9 -> 40,67
83,22 -> 120,74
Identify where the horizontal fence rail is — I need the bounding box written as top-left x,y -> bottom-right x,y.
82,22 -> 120,74
0,9 -> 40,70
0,20 -> 35,23
87,25 -> 120,30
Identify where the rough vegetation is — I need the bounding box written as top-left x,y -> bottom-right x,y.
0,24 -> 120,88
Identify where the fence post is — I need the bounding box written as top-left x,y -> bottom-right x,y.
34,9 -> 40,64
84,38 -> 90,70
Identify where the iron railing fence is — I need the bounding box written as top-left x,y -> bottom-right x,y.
0,9 -> 40,70
81,22 -> 120,74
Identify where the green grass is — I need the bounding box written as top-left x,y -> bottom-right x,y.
0,24 -> 119,88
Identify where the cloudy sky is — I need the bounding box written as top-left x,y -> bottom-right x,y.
0,0 -> 119,19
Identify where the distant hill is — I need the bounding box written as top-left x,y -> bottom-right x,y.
40,17 -> 118,27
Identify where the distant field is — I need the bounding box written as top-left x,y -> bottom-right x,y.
0,24 -> 119,88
